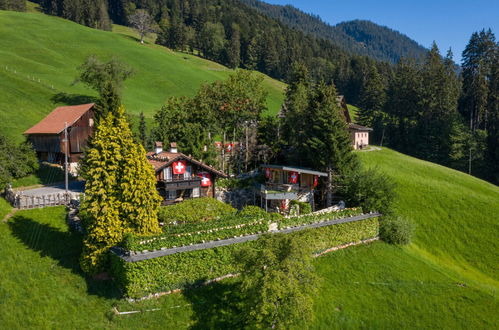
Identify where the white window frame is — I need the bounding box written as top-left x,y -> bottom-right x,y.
184,166 -> 192,179
164,166 -> 172,181
192,187 -> 200,198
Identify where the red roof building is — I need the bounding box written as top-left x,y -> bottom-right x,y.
24,103 -> 95,164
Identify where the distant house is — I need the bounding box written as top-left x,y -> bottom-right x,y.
147,142 -> 227,205
24,103 -> 95,171
337,95 -> 373,150
258,164 -> 327,212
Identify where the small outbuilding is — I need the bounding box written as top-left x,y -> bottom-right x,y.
258,164 -> 327,212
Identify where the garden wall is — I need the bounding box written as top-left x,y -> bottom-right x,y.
110,215 -> 380,298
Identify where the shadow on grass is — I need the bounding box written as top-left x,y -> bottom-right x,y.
182,280 -> 244,329
51,92 -> 98,106
8,215 -> 121,300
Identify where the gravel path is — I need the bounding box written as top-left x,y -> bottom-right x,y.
16,181 -> 85,197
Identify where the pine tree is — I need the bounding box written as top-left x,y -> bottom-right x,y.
227,25 -> 241,69
358,63 -> 386,128
138,111 -> 148,148
80,106 -> 161,274
305,82 -> 360,206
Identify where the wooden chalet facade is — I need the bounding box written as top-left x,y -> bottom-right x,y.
24,103 -> 95,169
147,142 -> 227,205
258,165 -> 327,212
337,95 -> 373,150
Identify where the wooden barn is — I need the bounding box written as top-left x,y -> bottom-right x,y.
147,142 -> 227,205
24,103 -> 95,170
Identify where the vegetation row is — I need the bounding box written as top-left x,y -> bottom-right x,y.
111,217 -> 379,298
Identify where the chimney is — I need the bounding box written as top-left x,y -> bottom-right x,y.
154,141 -> 163,154
170,142 -> 178,153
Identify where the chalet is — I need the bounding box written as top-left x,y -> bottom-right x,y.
147,142 -> 227,205
337,95 -> 373,150
24,103 -> 95,172
258,165 -> 327,212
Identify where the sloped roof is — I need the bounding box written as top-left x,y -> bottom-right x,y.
147,151 -> 227,178
260,164 -> 328,177
24,103 -> 95,135
348,123 -> 373,131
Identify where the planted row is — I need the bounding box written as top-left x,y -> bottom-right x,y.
278,208 -> 363,229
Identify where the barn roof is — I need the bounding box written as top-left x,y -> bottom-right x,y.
24,103 -> 95,135
147,151 -> 227,178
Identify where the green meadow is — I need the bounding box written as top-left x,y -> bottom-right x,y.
1,147 -> 497,328
0,10 -> 285,143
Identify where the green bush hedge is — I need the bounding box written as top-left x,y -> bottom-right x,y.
290,200 -> 312,215
379,216 -> 415,245
158,197 -> 236,225
111,217 -> 379,298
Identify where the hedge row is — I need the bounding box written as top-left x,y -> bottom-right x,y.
111,217 -> 379,298
278,208 -> 363,229
123,218 -> 269,252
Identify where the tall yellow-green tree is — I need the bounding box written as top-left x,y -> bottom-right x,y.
80,106 -> 161,274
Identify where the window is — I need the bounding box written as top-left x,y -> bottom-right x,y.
164,167 -> 172,181
192,187 -> 200,198
184,166 -> 192,179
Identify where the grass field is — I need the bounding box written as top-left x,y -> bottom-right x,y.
1,148 -> 497,328
0,10 -> 285,143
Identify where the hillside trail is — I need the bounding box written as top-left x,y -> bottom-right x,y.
2,208 -> 18,222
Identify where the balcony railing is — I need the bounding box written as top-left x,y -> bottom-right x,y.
160,177 -> 202,190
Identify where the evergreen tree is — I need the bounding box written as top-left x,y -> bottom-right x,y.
461,29 -> 497,131
357,63 -> 386,136
305,82 -> 360,206
138,111 -> 148,148
80,106 -> 161,274
227,25 -> 241,69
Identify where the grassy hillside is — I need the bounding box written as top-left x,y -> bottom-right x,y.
0,10 -> 285,142
359,148 -> 499,292
1,148 -> 497,328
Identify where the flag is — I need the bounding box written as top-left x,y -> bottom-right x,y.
172,160 -> 186,174
313,175 -> 318,188
265,168 -> 271,179
198,172 -> 211,187
289,171 -> 298,184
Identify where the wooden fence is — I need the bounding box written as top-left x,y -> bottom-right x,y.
4,188 -> 83,209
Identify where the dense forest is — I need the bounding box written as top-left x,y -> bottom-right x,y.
239,0 -> 429,63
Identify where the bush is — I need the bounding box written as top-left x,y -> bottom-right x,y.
290,200 -> 312,215
339,167 -> 396,215
238,205 -> 268,218
158,197 -> 236,224
380,217 -> 415,245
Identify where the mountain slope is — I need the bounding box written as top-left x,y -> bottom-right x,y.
0,10 -> 285,142
1,147 -> 497,328
239,0 -> 428,63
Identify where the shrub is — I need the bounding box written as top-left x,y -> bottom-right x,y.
379,216 -> 415,245
339,167 -> 396,215
158,197 -> 236,225
238,205 -> 268,218
290,200 -> 312,215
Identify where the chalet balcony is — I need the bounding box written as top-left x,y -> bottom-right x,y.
160,176 -> 202,190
